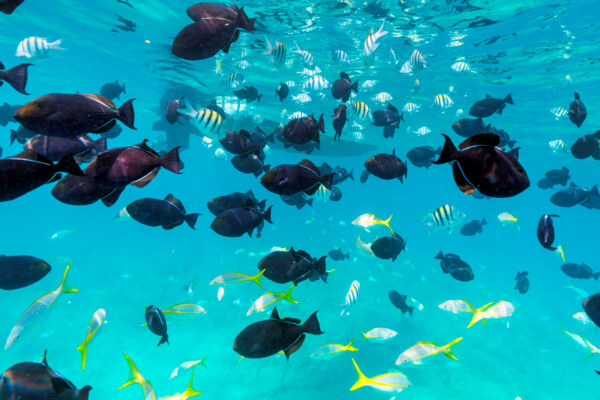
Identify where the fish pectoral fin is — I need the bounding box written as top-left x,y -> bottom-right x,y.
284,334 -> 306,359
452,163 -> 475,195
131,168 -> 160,188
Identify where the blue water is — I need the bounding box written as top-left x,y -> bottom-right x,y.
2,1 -> 600,399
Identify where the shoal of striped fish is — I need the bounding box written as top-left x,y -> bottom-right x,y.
340,280 -> 360,316
293,42 -> 314,68
363,22 -> 388,66
409,49 -> 427,72
76,308 -> 106,370
246,285 -> 297,316
424,205 -> 465,232
16,36 -> 63,59
403,102 -> 420,113
373,92 -> 393,103
310,339 -> 359,359
451,61 -> 474,72
264,36 -> 286,67
433,94 -> 454,109
350,358 -> 410,392
332,49 -> 351,65
350,100 -> 372,120
303,75 -> 329,91
223,72 -> 245,88
362,327 -> 397,343
177,104 -> 223,138
395,338 -> 462,365
438,300 -> 515,328
5,263 -> 79,349
550,106 -> 568,119
170,357 -> 208,380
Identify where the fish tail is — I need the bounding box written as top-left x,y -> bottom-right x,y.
349,358 -> 368,391
318,113 -> 325,133
442,337 -> 463,360
253,269 -> 265,288
505,93 -> 514,105
347,338 -> 359,351
433,134 -> 459,164
59,262 -> 80,294
556,244 -> 566,262
183,371 -> 202,398
55,155 -> 84,176
376,21 -> 388,38
384,214 -> 394,234
184,213 -> 200,230
158,334 -> 169,346
2,63 -> 31,94
92,136 -> 107,153
314,256 -> 328,282
263,36 -> 273,55
236,7 -> 255,32
302,311 -> 323,335
117,354 -> 152,394
49,39 -> 64,50
76,340 -> 89,370
116,99 -> 136,129
351,80 -> 359,93
10,130 -> 17,145
262,205 -> 273,224
159,146 -> 181,174
283,284 -> 298,304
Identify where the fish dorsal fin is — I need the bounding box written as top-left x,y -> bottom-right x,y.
458,134 -> 499,150
283,317 -> 301,324
387,103 -> 398,113
135,140 -> 159,157
392,148 -> 396,156
295,249 -> 312,261
239,129 -> 251,139
485,94 -> 491,98
299,159 -> 320,175
506,147 -> 520,160
80,93 -> 116,109
165,194 -> 185,213
340,72 -> 350,81
246,189 -> 255,198
270,307 -> 280,320
14,149 -> 52,164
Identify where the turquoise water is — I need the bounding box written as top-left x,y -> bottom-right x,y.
2,1 -> 600,399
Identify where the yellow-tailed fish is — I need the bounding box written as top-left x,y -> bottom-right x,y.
497,212 -> 520,230
395,337 -> 463,365
117,354 -> 157,400
350,358 -> 410,392
558,327 -> 600,360
209,269 -> 265,288
246,284 -> 297,316
352,213 -> 393,233
311,339 -> 358,359
573,311 -> 592,325
362,327 -> 397,343
76,308 -> 107,370
50,227 -> 77,239
170,357 -> 208,380
438,300 -> 515,328
5,262 -> 79,349
159,371 -> 202,400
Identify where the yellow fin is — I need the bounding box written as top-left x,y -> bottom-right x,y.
556,244 -> 566,262
58,262 -> 79,294
442,337 -> 463,360
349,358 -> 368,391
384,214 -> 394,234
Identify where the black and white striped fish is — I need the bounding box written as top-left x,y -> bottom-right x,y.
293,42 -> 314,68
16,37 -> 63,59
363,22 -> 388,65
332,49 -> 351,65
177,103 -> 223,137
351,101 -> 372,120
409,49 -> 427,72
303,75 -> 329,91
425,205 -> 466,232
223,72 -> 246,88
264,37 -> 286,67
340,280 -> 360,316
433,94 -> 454,109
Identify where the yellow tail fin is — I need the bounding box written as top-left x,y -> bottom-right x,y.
556,244 -> 566,262
384,214 -> 394,234
58,262 -> 80,294
349,358 -> 368,391
117,354 -> 147,390
442,337 -> 463,360
283,284 -> 297,303
76,341 -> 89,370
346,338 -> 359,352
182,371 -> 202,399
253,269 -> 265,288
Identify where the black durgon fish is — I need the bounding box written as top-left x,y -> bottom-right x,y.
433,134 -> 529,198
258,248 -> 327,285
328,248 -> 350,261
329,186 -> 342,201
460,218 -> 487,236
0,255 -> 51,290
0,61 -> 31,94
0,351 -> 92,400
583,293 -> 600,328
24,135 -> 106,162
570,131 -> 600,160
388,290 -> 413,315
99,80 -> 126,101
261,159 -> 334,196
363,149 -> 407,182
537,214 -> 559,250
211,206 -> 272,237
550,183 -> 593,207
332,104 -> 347,140
331,72 -> 358,103
220,130 -> 260,155
372,103 -> 403,138
451,117 -> 488,137
486,125 -> 516,149
231,151 -> 270,177
537,167 -> 570,189
435,251 -> 474,282
126,194 -> 200,230
207,190 -> 266,216
0,0 -> 25,14
561,263 -> 599,280
406,146 -> 440,168
233,308 -> 323,359
145,305 -> 169,346
370,233 -> 406,261
234,85 -> 262,103
514,271 -> 529,294
469,94 -> 513,118
280,192 -> 313,209
282,114 -> 324,146
581,186 -> 600,210
276,82 -> 289,101
568,92 -> 586,127
318,162 -> 354,185
0,102 -> 19,126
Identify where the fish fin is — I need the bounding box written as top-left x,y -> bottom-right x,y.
349,358 -> 368,391
302,311 -> 323,334
270,307 -> 280,320
58,262 -> 79,294
235,7 -> 255,31
452,163 -> 475,195
184,213 -> 200,230
117,99 -> 136,129
49,39 -> 64,50
556,244 -> 566,262
158,334 -> 169,346
384,214 -> 394,234
284,334 -> 305,359
318,113 -> 325,133
253,269 -> 265,288
459,133 -> 500,149
159,146 -> 181,174
283,284 -> 298,303
298,159 -> 320,175
314,256 -> 328,282
76,341 -> 89,371
319,173 -> 335,191
55,155 -> 84,176
263,36 -> 273,55
262,206 -> 273,224
505,94 -> 514,105
131,168 -> 159,188
433,134 -> 459,164
182,371 -> 202,398
92,136 -> 108,153
442,337 -> 463,360
101,187 -> 125,207
2,63 -> 31,94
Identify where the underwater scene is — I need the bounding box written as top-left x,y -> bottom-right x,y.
1,0 -> 600,399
